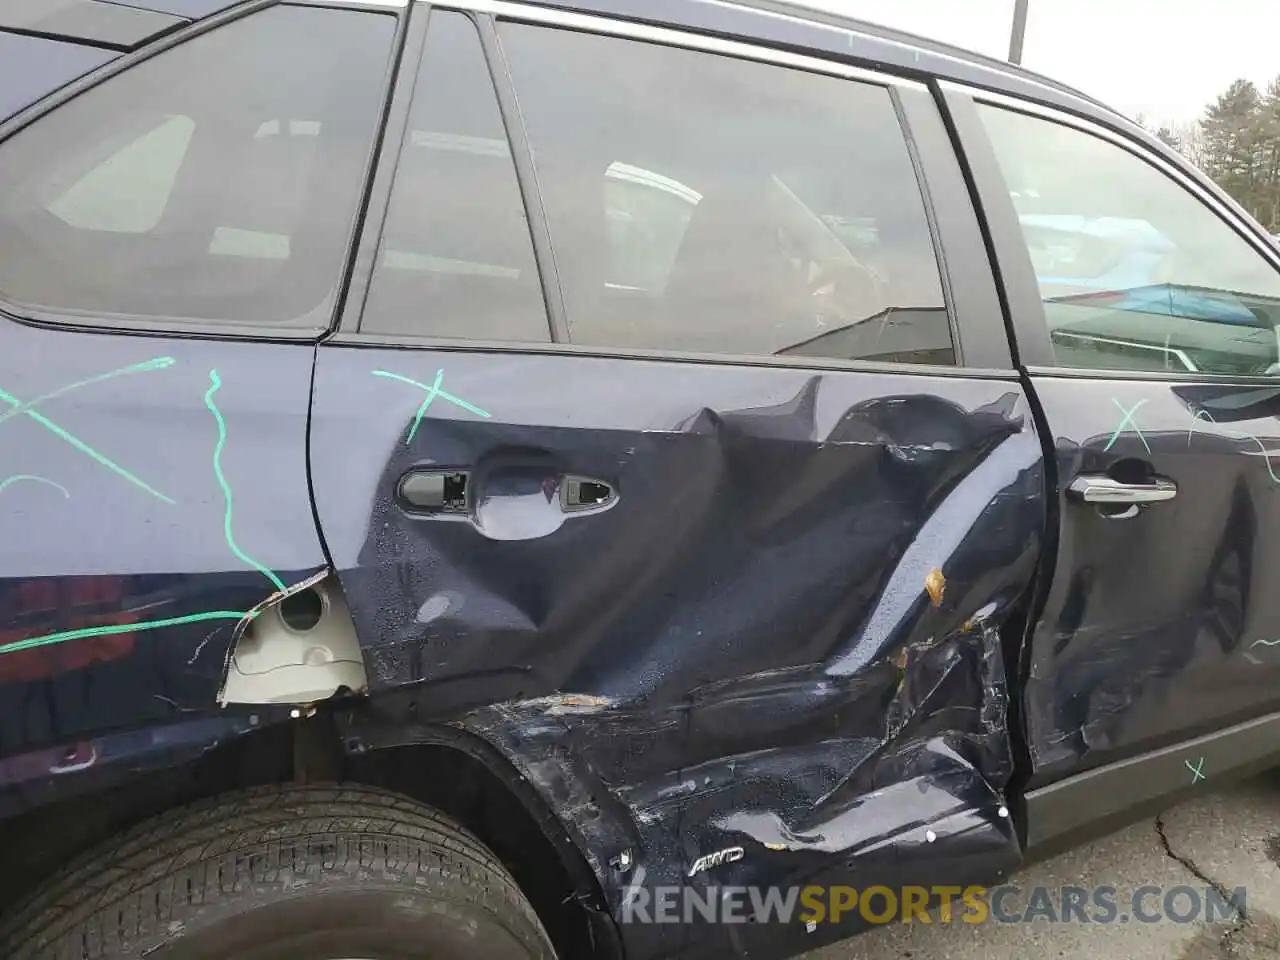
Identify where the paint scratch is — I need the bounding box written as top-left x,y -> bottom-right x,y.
205,370 -> 285,592
0,383 -> 174,504
187,627 -> 222,665
1188,407 -> 1280,485
371,369 -> 491,445
0,357 -> 174,429
0,474 -> 70,498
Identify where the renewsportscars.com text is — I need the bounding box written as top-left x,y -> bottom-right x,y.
619,879 -> 1246,926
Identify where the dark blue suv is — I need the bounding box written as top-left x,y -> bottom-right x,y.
4,1 -> 1280,958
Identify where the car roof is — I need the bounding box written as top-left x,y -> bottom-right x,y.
4,0 -> 1130,132
518,0 -> 1126,126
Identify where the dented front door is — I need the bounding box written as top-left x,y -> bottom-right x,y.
956,95 -> 1280,854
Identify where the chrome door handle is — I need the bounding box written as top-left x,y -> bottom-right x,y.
1067,474 -> 1177,504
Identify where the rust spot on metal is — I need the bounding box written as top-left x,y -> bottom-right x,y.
924,567 -> 946,608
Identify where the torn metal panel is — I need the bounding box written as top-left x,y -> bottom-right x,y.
675,612 -> 1024,955
459,695 -> 691,960
312,345 -> 1045,960
219,571 -> 368,706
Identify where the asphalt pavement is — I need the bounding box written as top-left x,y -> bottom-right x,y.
800,773 -> 1280,960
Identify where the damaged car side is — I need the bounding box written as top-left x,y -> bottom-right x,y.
0,1 -> 1279,959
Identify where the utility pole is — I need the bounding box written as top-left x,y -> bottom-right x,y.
1008,0 -> 1029,65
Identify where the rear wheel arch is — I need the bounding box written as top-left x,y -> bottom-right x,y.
0,712 -> 622,960
338,714 -> 624,960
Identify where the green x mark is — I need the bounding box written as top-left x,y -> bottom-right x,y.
371,369 -> 491,445
0,358 -> 176,504
1105,398 -> 1152,454
1185,757 -> 1206,784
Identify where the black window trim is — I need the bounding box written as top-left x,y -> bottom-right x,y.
335,0 -> 429,339
321,329 -> 1023,381
943,78 -> 1280,384
0,0 -> 409,344
0,2 -> 188,54
478,11 -> 569,343
337,3 -> 566,342
896,84 -> 1011,369
338,0 -> 1011,377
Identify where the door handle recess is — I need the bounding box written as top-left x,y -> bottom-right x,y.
397,467 -> 618,539
559,475 -> 616,513
398,470 -> 470,514
1067,474 -> 1177,504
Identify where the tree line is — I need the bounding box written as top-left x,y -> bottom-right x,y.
1138,78 -> 1280,232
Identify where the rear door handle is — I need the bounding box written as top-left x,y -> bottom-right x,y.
397,466 -> 618,539
1067,474 -> 1177,504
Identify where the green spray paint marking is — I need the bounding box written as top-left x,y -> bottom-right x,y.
0,610 -> 249,656
0,387 -> 173,504
0,356 -> 175,503
1185,757 -> 1206,784
1188,407 -> 1280,485
0,357 -> 174,429
1104,398 -> 1151,453
0,362 -> 284,659
205,369 -> 286,592
371,369 -> 491,445
0,474 -> 70,498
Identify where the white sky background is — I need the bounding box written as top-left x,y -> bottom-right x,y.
786,0 -> 1280,125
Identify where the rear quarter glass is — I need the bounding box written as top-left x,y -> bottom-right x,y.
0,32 -> 115,124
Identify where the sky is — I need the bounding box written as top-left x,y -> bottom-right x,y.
786,0 -> 1280,126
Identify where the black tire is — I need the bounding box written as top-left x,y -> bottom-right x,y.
0,783 -> 557,960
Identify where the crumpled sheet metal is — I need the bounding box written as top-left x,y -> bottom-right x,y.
461,458 -> 1038,955
318,352 -> 1045,959
461,606 -> 1026,958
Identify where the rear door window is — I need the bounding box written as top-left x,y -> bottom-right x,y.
498,25 -> 952,365
0,6 -> 395,329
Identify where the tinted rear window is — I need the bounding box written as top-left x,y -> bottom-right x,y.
0,8 -> 394,329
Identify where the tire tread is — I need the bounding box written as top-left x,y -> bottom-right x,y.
0,783 -> 550,960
